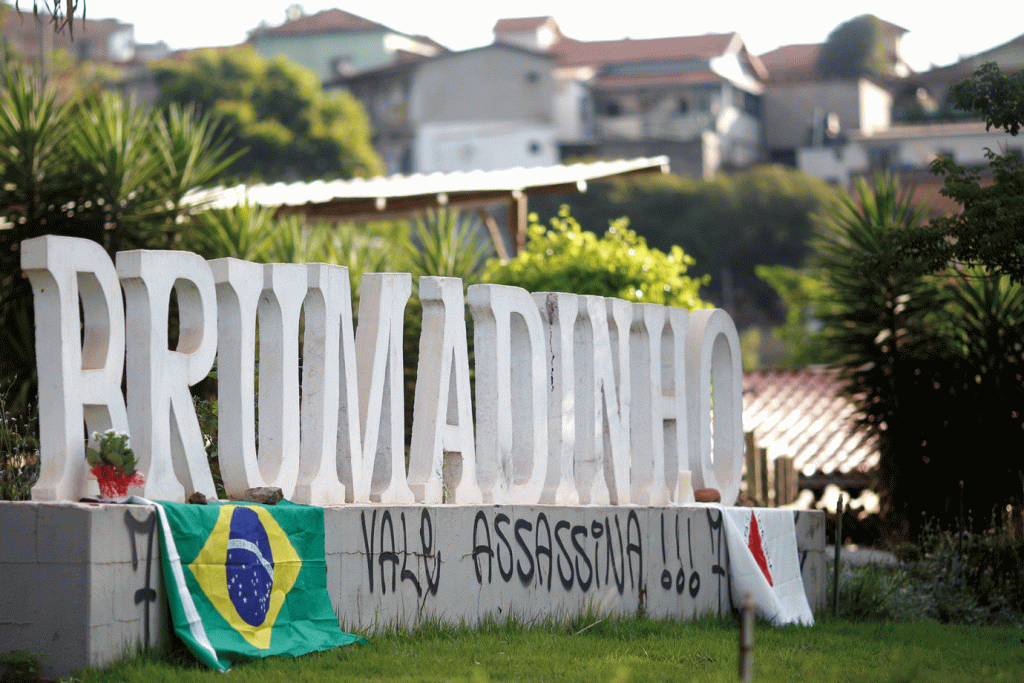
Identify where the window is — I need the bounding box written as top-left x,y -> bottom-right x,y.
743,92 -> 761,117
528,141 -> 541,155
868,147 -> 895,171
525,71 -> 539,84
604,101 -> 622,117
677,99 -> 689,115
330,56 -> 355,77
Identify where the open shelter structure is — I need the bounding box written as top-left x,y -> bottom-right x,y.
183,157 -> 670,258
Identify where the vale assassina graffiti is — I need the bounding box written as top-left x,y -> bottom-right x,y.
21,234 -> 743,507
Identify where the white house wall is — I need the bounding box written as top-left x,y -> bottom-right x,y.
553,77 -> 592,143
857,80 -> 892,135
763,79 -> 892,151
416,121 -> 557,173
410,48 -> 554,125
798,127 -> 1016,185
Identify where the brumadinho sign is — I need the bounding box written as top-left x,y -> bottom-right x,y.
21,234 -> 743,507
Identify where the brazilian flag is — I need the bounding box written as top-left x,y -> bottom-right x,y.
151,499 -> 367,670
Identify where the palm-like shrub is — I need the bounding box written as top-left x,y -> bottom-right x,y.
0,66 -> 235,413
817,175 -> 1024,536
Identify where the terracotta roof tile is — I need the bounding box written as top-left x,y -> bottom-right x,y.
759,43 -> 821,82
553,33 -> 739,67
251,9 -> 389,38
493,16 -> 555,32
743,368 -> 878,478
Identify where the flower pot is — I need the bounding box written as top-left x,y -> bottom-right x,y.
90,464 -> 146,498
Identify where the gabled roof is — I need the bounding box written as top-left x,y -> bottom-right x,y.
493,16 -> 558,32
333,41 -> 550,87
918,32 -> 1024,76
249,9 -> 391,38
552,32 -> 741,68
759,43 -> 821,82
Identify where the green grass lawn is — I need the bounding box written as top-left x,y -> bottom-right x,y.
84,615 -> 1024,683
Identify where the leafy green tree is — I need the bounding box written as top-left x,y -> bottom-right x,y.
482,205 -> 708,310
151,47 -> 383,183
528,165 -> 839,322
912,63 -> 1024,283
814,175 -> 1024,536
816,14 -> 891,80
754,264 -> 833,367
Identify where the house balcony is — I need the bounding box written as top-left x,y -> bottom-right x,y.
596,115 -> 644,140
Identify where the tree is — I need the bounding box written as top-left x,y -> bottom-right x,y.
912,63 -> 1024,283
151,47 -> 383,184
527,165 -> 840,323
817,14 -> 891,80
482,205 -> 708,310
814,175 -> 1024,537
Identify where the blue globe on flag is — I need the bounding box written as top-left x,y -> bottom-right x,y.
226,506 -> 275,627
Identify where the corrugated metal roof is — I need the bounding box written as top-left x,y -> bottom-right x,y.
183,157 -> 671,215
743,368 -> 878,478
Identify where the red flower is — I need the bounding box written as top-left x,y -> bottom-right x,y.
90,464 -> 146,498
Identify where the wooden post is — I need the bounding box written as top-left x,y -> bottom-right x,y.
774,456 -> 797,505
744,431 -> 757,504
477,208 -> 509,261
833,494 -> 844,617
739,592 -> 754,681
759,447 -> 770,506
507,190 -> 527,256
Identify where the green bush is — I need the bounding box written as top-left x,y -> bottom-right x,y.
483,205 -> 708,310
527,166 -> 840,322
829,523 -> 1024,625
0,393 -> 38,501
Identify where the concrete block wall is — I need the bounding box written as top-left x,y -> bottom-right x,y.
793,509 -> 827,613
0,501 -> 166,680
1,501 -> 823,678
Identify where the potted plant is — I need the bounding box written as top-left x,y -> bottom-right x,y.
86,430 -> 145,498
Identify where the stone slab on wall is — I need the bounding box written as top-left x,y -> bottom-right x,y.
793,509 -> 826,614
0,502 -> 824,678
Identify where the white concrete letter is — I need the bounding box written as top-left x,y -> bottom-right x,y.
117,250 -> 218,501
532,292 -> 580,505
630,304 -> 668,505
256,263 -> 307,499
333,269 -> 365,503
662,307 -> 690,503
209,258 -> 263,498
409,277 -> 482,503
294,263 -> 349,505
356,273 -> 415,504
577,295 -> 631,505
686,308 -> 743,505
21,236 -> 129,501
468,284 -> 548,504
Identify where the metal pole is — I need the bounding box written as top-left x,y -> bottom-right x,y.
832,494 -> 844,618
739,592 -> 754,681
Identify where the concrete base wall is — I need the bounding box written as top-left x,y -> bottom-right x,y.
0,501 -> 825,679
0,501 -> 168,679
